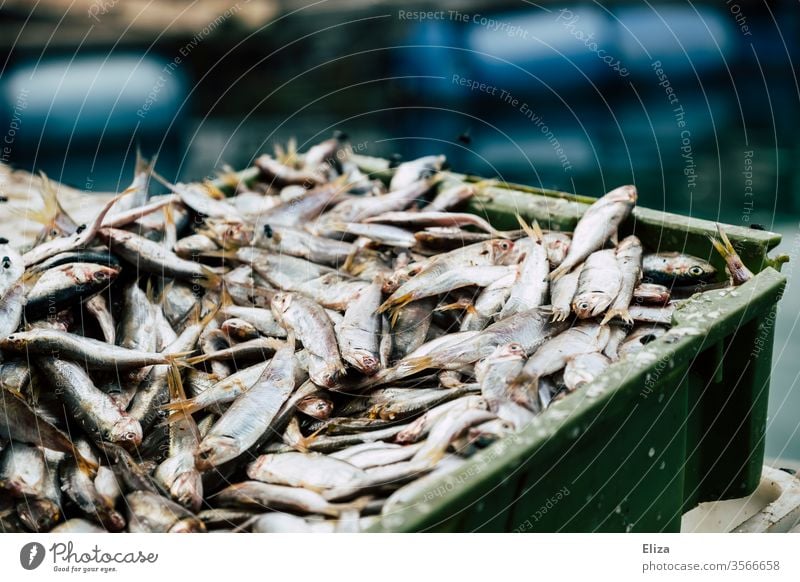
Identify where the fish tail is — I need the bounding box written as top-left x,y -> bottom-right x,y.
708,225 -> 753,285
342,245 -> 360,273
601,308 -> 632,325
17,172 -> 74,233
435,300 -> 473,314
74,452 -> 99,476
396,355 -> 434,377
381,293 -> 413,318
549,261 -> 572,281
183,353 -> 210,366
164,351 -> 197,368
198,266 -> 224,290
516,214 -> 543,242
161,398 -> 201,416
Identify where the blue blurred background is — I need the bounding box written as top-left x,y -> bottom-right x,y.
0,0 -> 798,462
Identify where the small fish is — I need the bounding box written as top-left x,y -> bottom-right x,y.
422,184 -> 475,212
195,340 -> 299,470
632,283 -> 671,305
390,155 -> 445,191
213,481 -> 361,517
542,232 -> 571,268
0,329 -> 175,370
499,224 -> 549,319
97,228 -> 220,286
84,294 -> 115,344
475,344 -> 534,430
602,235 -> 642,324
563,352 -> 611,391
25,262 -> 119,320
572,250 -> 621,319
38,357 -> 143,447
271,293 -> 345,388
247,452 -> 367,492
255,154 -> 326,189
642,252 -> 716,286
550,263 -> 582,322
513,323 -> 610,410
338,278 -> 382,375
550,185 -> 637,280
125,491 -> 205,533
0,387 -> 96,472
708,224 -> 753,286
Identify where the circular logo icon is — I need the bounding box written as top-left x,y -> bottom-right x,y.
20,542 -> 46,570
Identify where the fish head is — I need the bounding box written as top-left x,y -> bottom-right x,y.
270,292 -> 293,316
214,219 -> 253,248
168,517 -> 206,533
0,333 -> 26,351
195,435 -> 239,471
544,234 -> 570,266
17,498 -> 60,532
108,417 -> 143,448
170,471 -> 204,513
92,265 -> 120,284
245,454 -> 273,480
348,349 -> 381,377
297,396 -> 334,420
489,342 -> 526,361
673,256 -> 716,284
489,239 -> 516,265
572,292 -> 614,319
99,509 -> 127,532
645,253 -> 716,285
603,184 -> 638,205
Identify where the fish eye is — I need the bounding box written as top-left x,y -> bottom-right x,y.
689,266 -> 704,276
579,302 -> 589,310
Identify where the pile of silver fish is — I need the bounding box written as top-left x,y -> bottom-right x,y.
0,136 -> 751,533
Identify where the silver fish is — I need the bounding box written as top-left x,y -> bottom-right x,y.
550,185 -> 637,280
602,235 -> 642,324
38,357 -> 143,447
573,250 -> 622,319
196,341 -> 299,470
271,293 -> 344,388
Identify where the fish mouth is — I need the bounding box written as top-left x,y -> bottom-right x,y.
606,185 -> 638,204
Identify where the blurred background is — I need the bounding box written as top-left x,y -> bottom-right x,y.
0,0 -> 798,461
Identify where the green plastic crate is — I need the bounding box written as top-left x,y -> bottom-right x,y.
219,157 -> 787,532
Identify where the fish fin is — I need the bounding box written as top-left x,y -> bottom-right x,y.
161,398 -> 201,417
709,226 -> 753,286
601,308 -> 633,325
198,266 -> 224,290
395,355 -> 434,377
164,351 -> 197,367
342,245 -> 360,274
14,172 -> 77,236
201,180 -> 227,201
516,214 -> 543,243
549,262 -> 572,281
163,200 -> 175,238
435,300 -> 471,313
74,454 -> 99,477
183,353 -> 211,366
379,293 -> 413,317
166,363 -> 201,441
